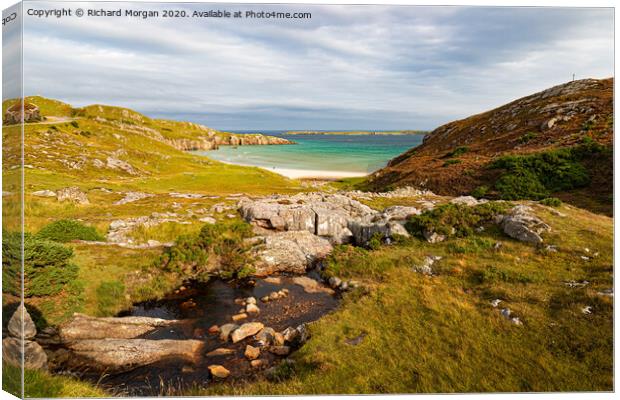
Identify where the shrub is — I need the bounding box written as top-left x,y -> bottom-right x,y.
367,233 -> 383,250
442,159 -> 462,167
488,143 -> 605,200
518,132 -> 538,144
405,202 -> 510,239
96,281 -> 126,316
447,237 -> 495,254
160,220 -> 255,280
445,146 -> 469,158
3,231 -> 81,297
540,197 -> 562,207
36,219 -> 104,243
471,185 -> 489,199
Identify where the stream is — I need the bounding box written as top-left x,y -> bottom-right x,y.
62,273 -> 339,396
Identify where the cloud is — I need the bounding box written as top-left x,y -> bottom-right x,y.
19,3 -> 614,130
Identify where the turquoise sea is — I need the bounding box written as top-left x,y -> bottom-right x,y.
196,131 -> 425,175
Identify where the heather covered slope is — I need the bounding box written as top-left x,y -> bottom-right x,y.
367,78 -> 613,214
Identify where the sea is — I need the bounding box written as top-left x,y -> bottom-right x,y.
194,131 -> 425,175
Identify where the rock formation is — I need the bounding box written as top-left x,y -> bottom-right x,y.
2,304 -> 48,370
4,101 -> 42,125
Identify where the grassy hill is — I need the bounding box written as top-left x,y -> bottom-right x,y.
366,78 -> 613,215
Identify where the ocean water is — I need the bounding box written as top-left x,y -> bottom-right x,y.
196,131 -> 424,174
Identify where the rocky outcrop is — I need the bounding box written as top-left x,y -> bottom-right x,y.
65,338 -> 203,372
500,205 -> 551,244
164,133 -> 294,151
57,313 -> 183,342
253,231 -> 333,275
2,305 -> 48,370
57,186 -> 89,205
114,191 -> 154,205
4,101 -> 41,124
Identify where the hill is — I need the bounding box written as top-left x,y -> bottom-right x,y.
366,78 -> 613,215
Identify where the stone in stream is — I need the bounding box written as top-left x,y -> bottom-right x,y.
232,313 -> 248,321
269,345 -> 291,356
273,332 -> 285,346
231,322 -> 264,343
246,303 -> 260,314
208,325 -> 220,334
250,359 -> 265,368
246,297 -> 257,305
255,327 -> 277,346
292,276 -> 334,294
65,339 -> 204,373
59,313 -> 182,341
206,348 -> 235,357
244,345 -> 260,360
208,364 -> 230,379
219,324 -> 239,341
260,296 -> 270,303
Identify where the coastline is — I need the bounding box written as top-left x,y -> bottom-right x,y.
285,130 -> 426,136
206,156 -> 368,180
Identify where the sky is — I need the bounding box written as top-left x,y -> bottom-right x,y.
5,3 -> 615,130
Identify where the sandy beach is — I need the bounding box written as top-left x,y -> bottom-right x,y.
264,167 -> 367,180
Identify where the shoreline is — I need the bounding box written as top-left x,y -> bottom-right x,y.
203,155 -> 368,180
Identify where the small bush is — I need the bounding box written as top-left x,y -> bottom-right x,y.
471,185 -> 489,199
367,233 -> 383,250
405,202 -> 510,239
70,121 -> 79,128
518,132 -> 538,144
96,281 -> 126,316
36,219 -> 104,243
160,220 -> 254,280
540,197 -> 562,207
443,159 -> 462,167
445,146 -> 469,158
488,143 -> 605,200
3,231 -> 81,297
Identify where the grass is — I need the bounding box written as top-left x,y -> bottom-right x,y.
199,203 -> 612,394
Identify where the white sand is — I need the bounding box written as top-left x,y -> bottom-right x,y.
266,167 -> 367,180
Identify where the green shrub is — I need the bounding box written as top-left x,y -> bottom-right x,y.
518,132 -> 538,144
471,185 -> 489,199
36,219 -> 104,243
367,233 -> 383,250
445,146 -> 469,158
405,202 -> 510,239
95,281 -> 126,316
471,265 -> 536,284
2,231 -> 81,297
160,220 -> 254,280
540,197 -> 562,207
443,159 -> 462,167
488,142 -> 607,200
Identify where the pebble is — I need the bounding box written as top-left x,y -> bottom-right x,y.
244,345 -> 260,360
582,306 -> 593,315
208,365 -> 230,379
261,296 -> 270,303
206,348 -> 235,357
246,297 -> 257,305
250,359 -> 264,368
491,299 -> 502,308
219,324 -> 239,341
208,325 -> 220,334
246,304 -> 260,314
232,313 -> 248,321
234,298 -> 246,306
269,345 -> 291,356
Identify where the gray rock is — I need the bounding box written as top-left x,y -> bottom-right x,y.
59,313 -> 181,341
500,205 -> 550,244
450,196 -> 480,206
412,256 -> 441,275
56,186 -> 89,204
423,230 -> 445,243
231,322 -> 264,343
114,191 -> 154,205
106,156 -> 138,175
328,276 -> 342,289
32,189 -> 56,197
253,231 -> 333,275
2,337 -> 48,370
219,323 -> 239,342
8,304 -> 37,340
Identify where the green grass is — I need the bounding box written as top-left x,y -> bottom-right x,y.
198,203 -> 612,395
3,362 -> 106,398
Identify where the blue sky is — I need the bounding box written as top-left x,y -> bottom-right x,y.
9,3 -> 615,130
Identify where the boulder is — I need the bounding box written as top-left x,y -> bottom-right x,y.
253,231 -> 332,275
450,196 -> 481,206
348,219 -> 409,245
32,189 -> 56,197
219,324 -> 239,342
380,206 -> 421,221
59,313 -> 181,341
8,304 -> 37,340
65,339 -> 204,372
231,322 -> 264,343
500,205 -> 550,244
56,187 -> 89,204
244,345 -> 260,360
2,337 -> 48,370
114,191 -> 154,205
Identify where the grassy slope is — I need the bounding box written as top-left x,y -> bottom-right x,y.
200,203 -> 612,394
